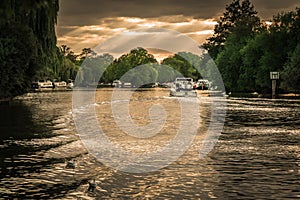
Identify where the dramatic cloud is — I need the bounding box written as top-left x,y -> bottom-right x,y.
57,16 -> 217,53
56,0 -> 300,55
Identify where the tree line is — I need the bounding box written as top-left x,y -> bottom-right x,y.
74,47 -> 207,87
204,0 -> 300,93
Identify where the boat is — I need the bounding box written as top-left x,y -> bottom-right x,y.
194,79 -> 210,90
32,80 -> 53,91
122,82 -> 132,88
170,77 -> 197,97
67,82 -> 74,89
32,80 -> 67,91
53,81 -> 67,90
112,80 -> 122,88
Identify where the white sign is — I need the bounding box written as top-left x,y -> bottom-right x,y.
270,72 -> 279,80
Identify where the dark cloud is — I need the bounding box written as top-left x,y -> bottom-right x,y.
58,0 -> 229,26
252,0 -> 300,9
252,0 -> 300,19
58,0 -> 300,27
56,0 -> 300,52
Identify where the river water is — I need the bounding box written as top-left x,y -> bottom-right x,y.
0,89 -> 299,199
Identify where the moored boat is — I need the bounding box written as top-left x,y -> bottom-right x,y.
32,81 -> 67,91
53,81 -> 67,90
32,81 -> 53,91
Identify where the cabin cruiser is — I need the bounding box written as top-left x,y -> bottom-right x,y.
32,80 -> 53,91
170,77 -> 197,97
32,80 -> 67,91
53,81 -> 67,90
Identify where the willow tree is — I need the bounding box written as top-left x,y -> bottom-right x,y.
0,0 -> 59,98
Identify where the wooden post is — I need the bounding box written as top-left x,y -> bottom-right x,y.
272,79 -> 276,99
270,72 -> 279,99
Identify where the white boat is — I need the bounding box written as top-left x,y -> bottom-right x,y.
170,77 -> 197,97
53,81 -> 67,90
67,79 -> 74,89
32,81 -> 53,91
32,80 -> 67,91
112,80 -> 122,88
67,82 -> 74,89
122,82 -> 132,88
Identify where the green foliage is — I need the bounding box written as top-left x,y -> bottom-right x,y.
0,0 -> 59,98
101,47 -> 158,83
76,47 -> 211,86
161,52 -> 203,80
203,0 -> 260,59
76,53 -> 114,86
208,0 -> 300,94
0,23 -> 38,97
154,64 -> 179,83
282,44 -> 300,92
121,64 -> 159,87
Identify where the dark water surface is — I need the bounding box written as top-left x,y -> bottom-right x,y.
0,89 -> 299,199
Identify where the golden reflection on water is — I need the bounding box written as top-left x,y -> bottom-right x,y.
95,88 -> 186,153
1,89 -> 299,199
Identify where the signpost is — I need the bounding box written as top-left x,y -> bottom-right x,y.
270,72 -> 279,99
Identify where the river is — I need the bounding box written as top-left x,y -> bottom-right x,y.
0,88 -> 299,199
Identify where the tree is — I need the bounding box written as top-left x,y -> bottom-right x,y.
0,0 -> 59,98
239,32 -> 267,92
235,7 -> 300,93
161,53 -> 199,79
102,47 -> 158,83
203,0 -> 260,59
208,0 -> 261,92
121,64 -> 158,87
154,64 -> 179,83
77,53 -> 114,86
282,44 -> 300,92
0,24 -> 38,97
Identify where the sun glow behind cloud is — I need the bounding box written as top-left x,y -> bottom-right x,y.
57,15 -> 216,57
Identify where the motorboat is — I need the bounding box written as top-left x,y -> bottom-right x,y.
170,77 -> 197,97
32,80 -> 67,91
53,81 -> 67,90
32,80 -> 53,91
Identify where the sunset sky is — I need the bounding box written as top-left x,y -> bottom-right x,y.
56,0 -> 300,59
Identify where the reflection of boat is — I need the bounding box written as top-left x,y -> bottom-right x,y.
170,77 -> 197,97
